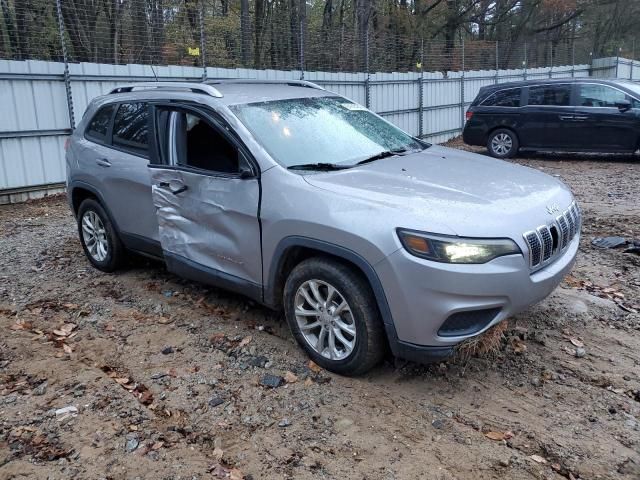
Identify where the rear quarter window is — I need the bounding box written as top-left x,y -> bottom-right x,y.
112,102 -> 150,156
481,88 -> 521,107
85,104 -> 115,142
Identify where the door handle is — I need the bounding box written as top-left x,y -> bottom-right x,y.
157,181 -> 188,195
96,158 -> 111,167
573,115 -> 589,121
558,115 -> 575,121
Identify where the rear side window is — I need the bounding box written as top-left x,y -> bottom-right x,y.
577,84 -> 639,108
528,85 -> 571,106
85,105 -> 115,142
482,88 -> 521,107
113,103 -> 149,156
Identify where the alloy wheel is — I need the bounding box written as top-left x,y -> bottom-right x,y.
294,279 -> 356,361
491,133 -> 513,156
81,210 -> 109,262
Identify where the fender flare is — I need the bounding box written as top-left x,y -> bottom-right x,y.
264,236 -> 400,339
68,180 -> 122,234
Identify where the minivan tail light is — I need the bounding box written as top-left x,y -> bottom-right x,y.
465,111 -> 474,121
64,137 -> 71,151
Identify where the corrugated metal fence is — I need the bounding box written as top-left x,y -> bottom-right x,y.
2,56 -> 637,203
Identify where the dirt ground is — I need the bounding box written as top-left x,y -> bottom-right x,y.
1,143 -> 639,480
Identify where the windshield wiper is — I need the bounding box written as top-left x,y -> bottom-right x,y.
288,162 -> 352,171
355,148 -> 408,166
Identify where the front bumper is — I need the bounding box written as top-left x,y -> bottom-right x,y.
375,233 -> 579,359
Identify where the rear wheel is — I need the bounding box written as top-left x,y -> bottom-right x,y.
487,128 -> 519,159
283,257 -> 386,376
77,199 -> 125,272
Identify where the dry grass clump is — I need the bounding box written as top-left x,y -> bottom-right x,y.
454,320 -> 509,362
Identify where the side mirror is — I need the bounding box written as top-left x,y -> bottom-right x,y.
615,99 -> 631,112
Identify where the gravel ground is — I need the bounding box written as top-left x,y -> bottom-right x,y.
1,144 -> 639,479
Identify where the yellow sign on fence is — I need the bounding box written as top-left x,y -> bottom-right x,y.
187,47 -> 200,57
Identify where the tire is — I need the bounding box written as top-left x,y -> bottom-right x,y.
283,257 -> 386,376
487,128 -> 519,159
77,198 -> 125,272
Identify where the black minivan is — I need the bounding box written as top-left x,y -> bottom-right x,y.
463,78 -> 640,158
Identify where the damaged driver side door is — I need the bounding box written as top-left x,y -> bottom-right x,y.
148,104 -> 262,301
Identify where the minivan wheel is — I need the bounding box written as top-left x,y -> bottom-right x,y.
284,258 -> 386,376
77,198 -> 124,272
487,128 -> 519,159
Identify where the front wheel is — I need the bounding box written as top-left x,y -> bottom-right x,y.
487,128 -> 519,159
283,257 -> 386,376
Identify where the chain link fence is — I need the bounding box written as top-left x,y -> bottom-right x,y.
2,0 -> 634,73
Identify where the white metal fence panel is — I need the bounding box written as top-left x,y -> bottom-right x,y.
0,57 -> 624,203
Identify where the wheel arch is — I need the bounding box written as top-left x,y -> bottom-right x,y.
264,237 -> 398,343
69,181 -> 121,234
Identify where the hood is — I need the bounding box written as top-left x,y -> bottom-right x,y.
303,145 -> 574,238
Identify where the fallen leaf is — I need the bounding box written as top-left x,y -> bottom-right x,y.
62,344 -> 73,354
284,371 -> 298,383
304,378 -> 313,387
139,390 -> 154,405
511,339 -> 527,354
530,454 -> 547,464
230,468 -> 244,480
238,336 -> 252,348
569,338 -> 584,348
151,441 -> 164,450
484,431 -> 505,441
11,321 -> 34,331
212,447 -> 224,461
308,360 -> 322,373
115,377 -> 131,385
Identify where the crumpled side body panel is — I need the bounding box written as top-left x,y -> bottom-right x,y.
150,168 -> 262,286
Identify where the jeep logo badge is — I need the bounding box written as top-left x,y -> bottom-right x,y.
546,204 -> 560,215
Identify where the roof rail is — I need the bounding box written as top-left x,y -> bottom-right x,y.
109,82 -> 223,98
205,79 -> 324,90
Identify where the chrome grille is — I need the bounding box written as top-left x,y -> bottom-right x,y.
537,225 -> 553,261
523,201 -> 581,270
524,231 -> 541,266
556,214 -> 569,248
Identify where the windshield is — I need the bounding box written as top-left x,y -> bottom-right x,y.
621,81 -> 640,99
229,96 -> 425,168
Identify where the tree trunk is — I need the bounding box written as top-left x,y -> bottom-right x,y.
0,0 -> 20,58
240,0 -> 249,65
254,0 -> 264,68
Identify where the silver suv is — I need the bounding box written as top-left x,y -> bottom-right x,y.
66,80 -> 580,375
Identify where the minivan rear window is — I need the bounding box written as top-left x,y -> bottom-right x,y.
481,88 -> 521,107
528,85 -> 571,106
85,105 -> 115,141
112,102 -> 149,156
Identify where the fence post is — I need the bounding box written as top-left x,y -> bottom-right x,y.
418,38 -> 424,138
199,1 -> 206,81
460,35 -> 465,133
630,39 -> 635,81
615,47 -> 620,78
495,41 -> 499,84
523,42 -> 528,81
55,0 -> 75,130
571,40 -> 575,78
365,26 -> 370,109
299,20 -> 305,80
548,43 -> 553,78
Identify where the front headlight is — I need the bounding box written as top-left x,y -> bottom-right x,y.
397,229 -> 522,264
